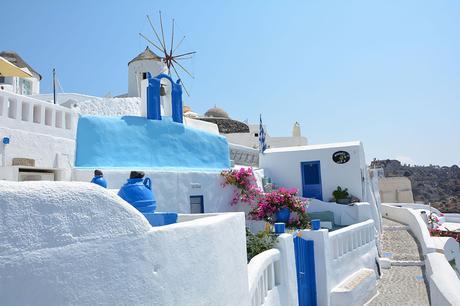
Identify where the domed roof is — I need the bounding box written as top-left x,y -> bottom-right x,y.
128,46 -> 162,65
204,107 -> 229,119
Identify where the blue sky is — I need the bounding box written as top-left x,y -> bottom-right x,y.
1,1 -> 459,166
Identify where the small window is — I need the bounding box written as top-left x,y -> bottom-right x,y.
0,76 -> 5,83
190,196 -> 204,214
254,133 -> 258,137
142,72 -> 148,80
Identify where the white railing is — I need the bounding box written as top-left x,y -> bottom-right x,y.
229,143 -> 259,167
247,249 -> 281,306
329,219 -> 375,260
0,90 -> 78,139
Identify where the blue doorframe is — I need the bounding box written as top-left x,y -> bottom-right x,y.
301,161 -> 323,200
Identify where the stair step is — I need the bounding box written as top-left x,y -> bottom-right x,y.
390,260 -> 425,267
383,225 -> 410,231
331,268 -> 377,306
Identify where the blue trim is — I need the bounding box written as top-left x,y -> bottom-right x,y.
190,195 -> 204,213
300,161 -> 323,200
146,73 -> 183,123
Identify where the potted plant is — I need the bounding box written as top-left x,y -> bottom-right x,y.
332,186 -> 350,204
250,187 -> 310,228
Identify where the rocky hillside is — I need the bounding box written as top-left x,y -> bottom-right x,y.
370,159 -> 460,213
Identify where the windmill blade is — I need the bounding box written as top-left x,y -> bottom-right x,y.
173,51 -> 197,59
139,33 -> 164,54
170,18 -> 175,57
171,64 -> 190,97
172,58 -> 195,79
159,11 -> 168,56
147,15 -> 167,54
173,35 -> 186,53
174,56 -> 194,60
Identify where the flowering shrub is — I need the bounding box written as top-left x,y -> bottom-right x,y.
220,168 -> 261,205
250,187 -> 309,228
221,168 -> 310,229
429,228 -> 460,243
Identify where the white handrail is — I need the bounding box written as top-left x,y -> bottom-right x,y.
0,90 -> 78,139
247,248 -> 280,306
329,219 -> 375,260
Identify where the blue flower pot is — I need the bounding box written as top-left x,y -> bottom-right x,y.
118,177 -> 156,213
275,207 -> 291,223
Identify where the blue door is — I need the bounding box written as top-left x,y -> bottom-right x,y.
294,236 -> 317,306
301,161 -> 323,200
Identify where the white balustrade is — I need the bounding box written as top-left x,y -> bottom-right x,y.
229,143 -> 259,167
247,248 -> 281,306
0,90 -> 78,139
329,219 -> 375,260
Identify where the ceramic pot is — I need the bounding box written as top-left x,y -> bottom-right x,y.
275,207 -> 291,223
118,177 -> 156,213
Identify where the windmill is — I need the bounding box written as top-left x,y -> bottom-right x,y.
139,11 -> 196,96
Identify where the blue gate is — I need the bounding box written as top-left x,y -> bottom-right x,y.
294,236 -> 317,306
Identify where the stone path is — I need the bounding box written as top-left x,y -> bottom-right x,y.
367,218 -> 430,306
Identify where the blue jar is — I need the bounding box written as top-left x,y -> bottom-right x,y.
118,177 -> 156,213
275,207 -> 291,223
91,175 -> 107,188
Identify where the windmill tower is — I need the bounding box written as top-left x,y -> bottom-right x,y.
128,46 -> 168,97
129,11 -> 195,98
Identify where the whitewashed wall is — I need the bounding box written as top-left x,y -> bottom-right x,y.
0,91 -> 78,139
307,200 -> 372,226
73,169 -> 239,214
260,141 -> 366,201
0,181 -> 250,306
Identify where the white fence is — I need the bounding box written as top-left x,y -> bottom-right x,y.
248,249 -> 281,306
329,219 -> 375,260
299,219 -> 379,306
229,143 -> 259,167
0,90 -> 78,139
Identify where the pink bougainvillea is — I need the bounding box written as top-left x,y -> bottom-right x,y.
220,167 -> 261,205
220,168 -> 310,228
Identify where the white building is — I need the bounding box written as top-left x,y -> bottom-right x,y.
0,51 -> 41,95
196,107 -> 308,150
226,121 -> 308,150
260,141 -> 368,202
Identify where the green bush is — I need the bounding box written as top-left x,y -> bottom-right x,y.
246,228 -> 277,262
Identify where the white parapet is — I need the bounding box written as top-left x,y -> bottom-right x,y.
0,90 -> 78,139
0,181 -> 250,306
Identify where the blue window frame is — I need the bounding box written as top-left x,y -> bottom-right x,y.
190,195 -> 204,213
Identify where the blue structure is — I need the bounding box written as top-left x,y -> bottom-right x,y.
118,177 -> 157,213
294,236 -> 317,306
146,73 -> 183,124
75,115 -> 230,169
91,175 -> 107,188
274,222 -> 286,235
143,212 -> 178,226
